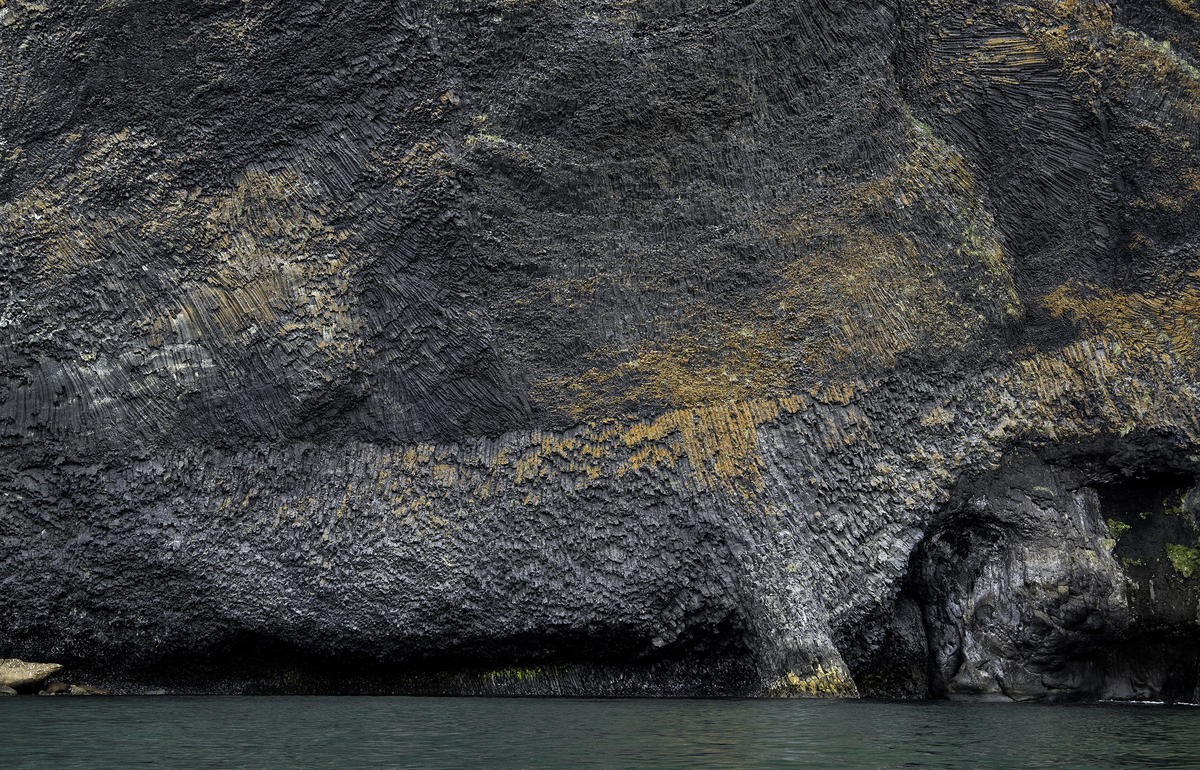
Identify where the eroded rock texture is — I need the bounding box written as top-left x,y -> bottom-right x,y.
3,0 -> 1200,699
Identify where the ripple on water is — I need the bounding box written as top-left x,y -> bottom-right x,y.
1,697 -> 1199,769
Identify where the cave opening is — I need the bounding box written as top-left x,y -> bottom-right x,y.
85,612 -> 761,696
859,455 -> 1200,702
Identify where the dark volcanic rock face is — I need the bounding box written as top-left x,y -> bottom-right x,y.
909,452 -> 1200,701
2,0 -> 1200,698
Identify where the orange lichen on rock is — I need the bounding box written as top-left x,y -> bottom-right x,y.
1042,279 -> 1200,365
538,113 -> 1018,424
542,323 -> 792,424
617,398 -> 806,497
154,169 -> 361,359
765,114 -> 1019,376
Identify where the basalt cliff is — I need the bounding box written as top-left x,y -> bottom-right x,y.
3,0 -> 1200,701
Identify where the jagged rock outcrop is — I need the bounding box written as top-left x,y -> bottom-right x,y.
2,0 -> 1199,699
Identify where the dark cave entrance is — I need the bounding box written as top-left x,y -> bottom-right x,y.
95,613 -> 762,696
853,456 -> 1200,702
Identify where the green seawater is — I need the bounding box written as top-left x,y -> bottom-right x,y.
1,697 -> 1198,769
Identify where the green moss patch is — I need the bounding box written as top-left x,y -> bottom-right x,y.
1106,518 -> 1131,540
1165,543 -> 1200,579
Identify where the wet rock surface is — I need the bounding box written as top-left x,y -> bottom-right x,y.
908,452 -> 1200,702
38,682 -> 109,696
2,0 -> 1200,698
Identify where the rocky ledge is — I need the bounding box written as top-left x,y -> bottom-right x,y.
0,658 -> 106,696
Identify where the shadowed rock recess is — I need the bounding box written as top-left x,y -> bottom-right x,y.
2,0 -> 1200,700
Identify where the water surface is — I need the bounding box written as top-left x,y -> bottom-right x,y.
2,697 -> 1198,768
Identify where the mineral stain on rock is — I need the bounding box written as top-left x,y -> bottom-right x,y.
2,0 -> 1200,700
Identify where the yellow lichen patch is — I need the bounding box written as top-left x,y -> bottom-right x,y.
617,398 -> 805,497
1010,0 -> 1200,111
920,405 -> 957,428
11,131 -> 366,372
1007,334 -> 1190,446
335,484 -> 354,519
910,0 -> 1200,230
770,664 -> 859,698
463,125 -> 541,169
491,430 -> 612,491
763,191 -> 1008,374
1107,28 -> 1200,124
865,126 -> 1019,313
400,444 -> 437,473
364,393 -> 813,506
473,446 -> 508,500
789,113 -> 1021,322
1042,280 -> 1200,364
536,113 -> 1014,433
377,139 -> 456,190
764,111 -> 1018,376
1167,0 -> 1200,21
484,666 -> 545,683
772,229 -> 965,375
971,32 -> 1051,81
142,168 -> 362,361
374,466 -> 391,494
1141,168 -> 1200,214
431,464 -> 458,487
8,129 -> 186,281
543,323 -> 792,423
444,399 -> 802,501
805,383 -> 857,406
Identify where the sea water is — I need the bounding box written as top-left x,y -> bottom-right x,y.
2,696 -> 1198,768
